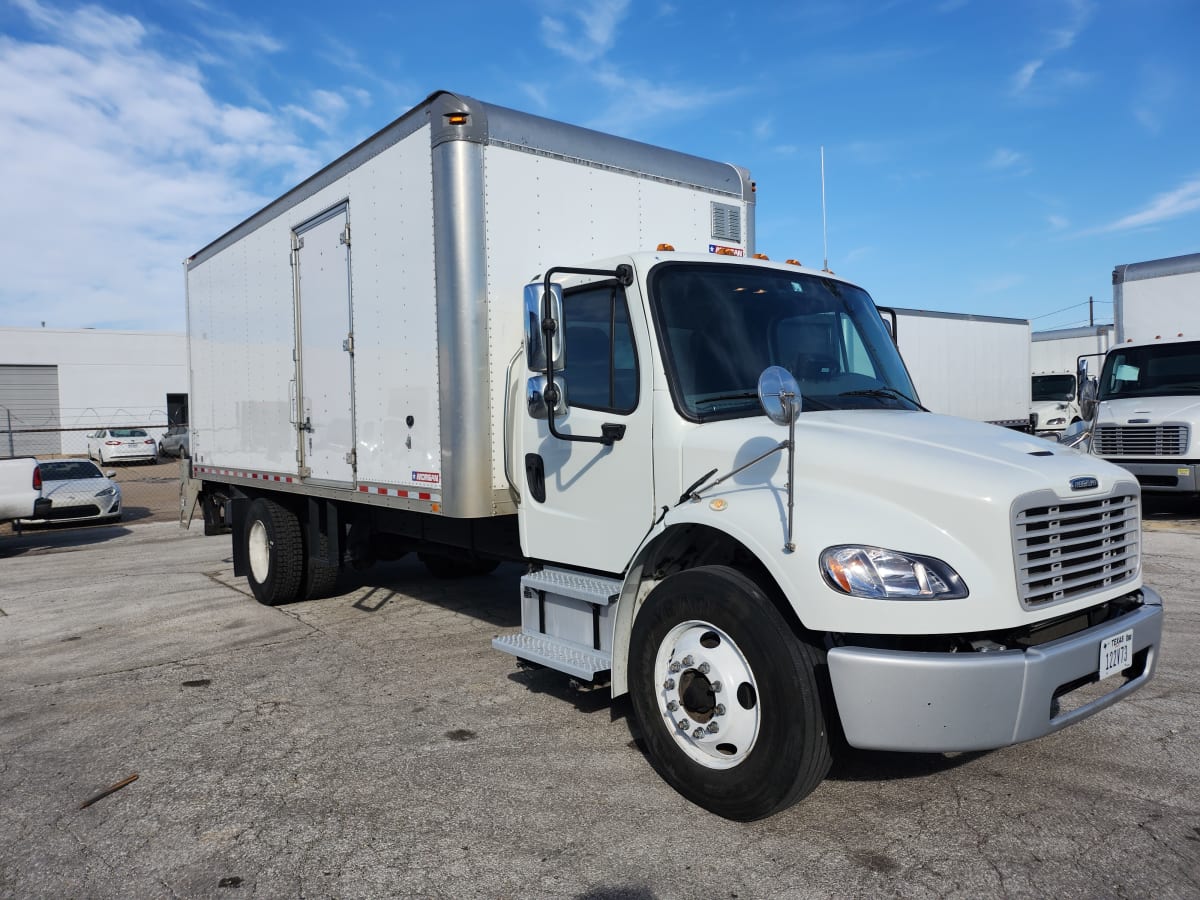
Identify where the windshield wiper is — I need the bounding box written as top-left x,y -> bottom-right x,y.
696,391 -> 759,404
839,387 -> 928,411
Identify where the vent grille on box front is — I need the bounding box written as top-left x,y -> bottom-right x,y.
711,202 -> 741,242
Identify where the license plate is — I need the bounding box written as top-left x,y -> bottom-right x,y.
1099,629 -> 1134,680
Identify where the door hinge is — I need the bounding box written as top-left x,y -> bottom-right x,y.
344,449 -> 357,468
342,334 -> 354,353
340,224 -> 350,246
298,465 -> 312,478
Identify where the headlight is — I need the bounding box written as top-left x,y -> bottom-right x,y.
820,545 -> 968,599
95,486 -> 116,497
1046,417 -> 1066,426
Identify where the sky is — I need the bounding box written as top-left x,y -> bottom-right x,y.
1,0 -> 1197,334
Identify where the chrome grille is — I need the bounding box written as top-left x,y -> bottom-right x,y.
1093,423 -> 1189,456
1013,489 -> 1140,608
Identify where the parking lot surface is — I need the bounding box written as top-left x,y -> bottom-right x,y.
1,512 -> 1198,899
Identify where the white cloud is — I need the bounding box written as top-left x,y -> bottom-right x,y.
1098,177 -> 1200,233
986,147 -> 1028,171
1009,0 -> 1094,99
0,2 -> 321,330
587,67 -> 740,133
540,0 -> 631,64
1047,214 -> 1069,231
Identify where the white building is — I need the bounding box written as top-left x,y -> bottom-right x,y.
0,327 -> 186,456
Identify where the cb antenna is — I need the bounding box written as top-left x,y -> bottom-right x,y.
820,145 -> 829,271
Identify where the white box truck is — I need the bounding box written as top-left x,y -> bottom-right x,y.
1083,252 -> 1200,494
883,308 -> 1031,428
1031,325 -> 1114,436
183,91 -> 1162,820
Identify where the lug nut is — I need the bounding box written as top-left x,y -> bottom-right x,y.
669,661 -> 681,674
663,678 -> 675,690
678,719 -> 690,731
707,721 -> 720,734
692,727 -> 705,739
682,655 -> 694,667
712,681 -> 722,693
666,700 -> 679,712
697,662 -> 710,675
715,704 -> 726,716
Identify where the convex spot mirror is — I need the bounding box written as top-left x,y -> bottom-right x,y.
524,282 -> 565,372
526,375 -> 567,419
758,366 -> 802,426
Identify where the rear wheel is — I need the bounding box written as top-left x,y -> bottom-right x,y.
628,565 -> 832,821
301,528 -> 340,601
244,498 -> 304,606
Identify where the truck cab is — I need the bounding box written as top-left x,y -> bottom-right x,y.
1089,338 -> 1200,493
1031,371 -> 1080,435
500,249 -> 1161,819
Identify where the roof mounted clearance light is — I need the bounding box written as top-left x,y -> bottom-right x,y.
785,259 -> 802,266
444,112 -> 469,125
715,247 -> 739,256
752,253 -> 770,260
657,243 -> 675,251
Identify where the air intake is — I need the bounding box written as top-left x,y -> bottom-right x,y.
711,202 -> 742,242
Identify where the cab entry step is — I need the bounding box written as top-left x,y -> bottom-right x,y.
491,567 -> 622,681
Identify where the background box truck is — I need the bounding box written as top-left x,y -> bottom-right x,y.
1031,324 -> 1114,436
1086,252 -> 1200,494
183,91 -> 1162,820
883,308 -> 1031,428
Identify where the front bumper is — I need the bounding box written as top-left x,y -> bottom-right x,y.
1100,459 -> 1198,493
827,588 -> 1163,752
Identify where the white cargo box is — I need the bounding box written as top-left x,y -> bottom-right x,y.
886,307 -> 1031,426
186,91 -> 754,518
1113,252 -> 1200,345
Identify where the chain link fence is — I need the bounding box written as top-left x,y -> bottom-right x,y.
2,424 -> 185,532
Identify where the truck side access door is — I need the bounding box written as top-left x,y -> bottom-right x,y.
291,203 -> 356,485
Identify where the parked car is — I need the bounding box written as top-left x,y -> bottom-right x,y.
86,428 -> 157,464
18,459 -> 120,524
159,424 -> 190,458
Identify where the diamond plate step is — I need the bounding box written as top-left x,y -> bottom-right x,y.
521,567 -> 621,606
492,633 -> 613,681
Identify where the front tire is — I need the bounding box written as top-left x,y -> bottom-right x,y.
629,565 -> 832,821
244,498 -> 304,606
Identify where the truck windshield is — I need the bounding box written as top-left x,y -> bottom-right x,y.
1032,374 -> 1076,401
648,262 -> 920,421
1098,340 -> 1200,400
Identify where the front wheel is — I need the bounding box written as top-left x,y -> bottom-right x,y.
628,565 -> 832,821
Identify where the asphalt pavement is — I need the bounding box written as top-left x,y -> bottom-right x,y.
0,516 -> 1197,899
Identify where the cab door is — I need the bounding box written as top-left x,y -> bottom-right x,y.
518,274 -> 656,574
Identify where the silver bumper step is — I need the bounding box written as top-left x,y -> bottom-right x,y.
492,633 -> 613,681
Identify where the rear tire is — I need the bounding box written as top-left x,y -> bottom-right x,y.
244,498 -> 304,606
628,565 -> 832,821
301,527 -> 340,601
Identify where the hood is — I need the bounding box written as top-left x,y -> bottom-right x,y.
1096,395 -> 1200,425
678,410 -> 1132,506
44,478 -> 116,502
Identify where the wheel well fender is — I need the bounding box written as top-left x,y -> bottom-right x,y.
610,522 -> 804,697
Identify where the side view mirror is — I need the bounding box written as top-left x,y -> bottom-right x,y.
524,282 -> 564,372
758,366 -> 803,426
526,375 -> 567,419
1079,377 -> 1098,421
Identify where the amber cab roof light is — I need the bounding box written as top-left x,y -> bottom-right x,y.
657,243 -> 675,251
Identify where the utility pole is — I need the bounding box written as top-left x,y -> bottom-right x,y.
1089,296 -> 1094,326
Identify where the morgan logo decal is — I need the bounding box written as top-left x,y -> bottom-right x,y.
412,471 -> 441,485
1070,476 -> 1099,491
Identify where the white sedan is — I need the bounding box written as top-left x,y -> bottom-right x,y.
18,459 -> 121,525
86,428 -> 158,464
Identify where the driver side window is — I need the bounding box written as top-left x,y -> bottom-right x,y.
561,282 -> 639,414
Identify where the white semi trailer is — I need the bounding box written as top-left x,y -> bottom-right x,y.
1085,252 -> 1200,495
1031,325 -> 1114,436
183,91 -> 1162,820
884,308 -> 1031,428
